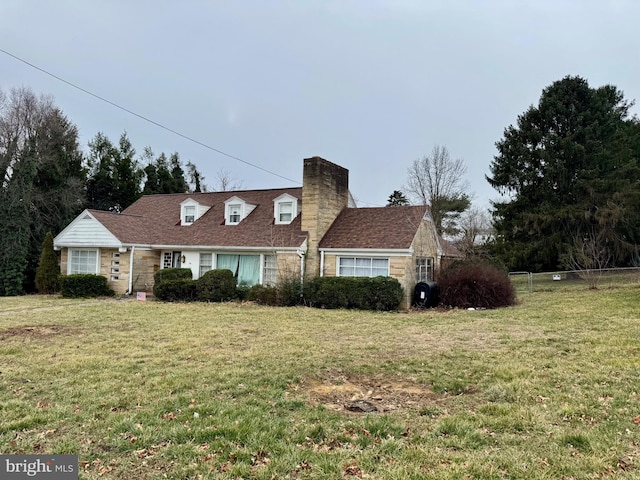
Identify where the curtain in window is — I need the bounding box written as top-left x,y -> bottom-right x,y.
216,254 -> 261,286
217,254 -> 240,274
238,255 -> 260,286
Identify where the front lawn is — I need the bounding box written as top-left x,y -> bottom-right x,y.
1,288 -> 639,479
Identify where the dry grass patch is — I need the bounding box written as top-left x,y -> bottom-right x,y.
1,288 -> 640,479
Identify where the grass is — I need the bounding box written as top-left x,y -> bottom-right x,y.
1,287 -> 640,479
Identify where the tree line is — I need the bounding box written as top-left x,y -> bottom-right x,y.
389,75 -> 640,274
0,87 -> 206,295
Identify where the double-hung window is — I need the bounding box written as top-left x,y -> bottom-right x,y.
199,253 -> 212,278
338,257 -> 389,277
69,249 -> 99,274
184,205 -> 196,224
228,204 -> 241,224
263,255 -> 277,286
278,202 -> 293,223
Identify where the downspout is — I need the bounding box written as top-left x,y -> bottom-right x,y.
319,250 -> 325,277
127,245 -> 136,295
297,249 -> 305,284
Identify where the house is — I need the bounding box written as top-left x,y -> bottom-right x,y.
54,157 -> 461,308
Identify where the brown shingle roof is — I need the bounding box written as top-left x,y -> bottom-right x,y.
319,206 -> 428,249
93,188 -> 307,248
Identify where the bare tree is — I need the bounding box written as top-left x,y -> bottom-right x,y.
561,227 -> 613,289
405,145 -> 471,237
456,206 -> 493,256
212,168 -> 244,192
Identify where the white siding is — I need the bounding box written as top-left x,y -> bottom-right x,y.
54,212 -> 121,248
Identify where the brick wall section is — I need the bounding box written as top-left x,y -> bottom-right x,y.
301,157 -> 349,279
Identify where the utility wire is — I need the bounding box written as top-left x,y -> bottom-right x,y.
0,48 -> 300,185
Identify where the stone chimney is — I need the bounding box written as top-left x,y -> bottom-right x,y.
301,156 -> 349,278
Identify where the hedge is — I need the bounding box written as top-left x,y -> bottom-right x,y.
303,276 -> 403,311
154,279 -> 198,302
153,268 -> 192,297
60,274 -> 115,298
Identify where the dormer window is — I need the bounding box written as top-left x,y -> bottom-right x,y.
180,198 -> 210,226
273,193 -> 298,225
184,205 -> 196,224
228,204 -> 241,224
278,202 -> 293,223
224,196 -> 256,225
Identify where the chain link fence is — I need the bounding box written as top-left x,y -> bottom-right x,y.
509,267 -> 640,293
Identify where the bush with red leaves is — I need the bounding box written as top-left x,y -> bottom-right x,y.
438,259 -> 516,309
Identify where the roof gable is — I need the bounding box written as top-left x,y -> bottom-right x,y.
54,210 -> 122,248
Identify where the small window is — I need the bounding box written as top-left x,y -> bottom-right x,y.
184,205 -> 196,224
163,252 -> 173,269
199,253 -> 212,278
111,267 -> 120,274
111,260 -> 120,266
112,252 -> 120,258
416,257 -> 434,282
228,204 -> 241,224
110,275 -> 119,281
263,255 -> 277,286
278,202 -> 293,223
338,257 -> 389,277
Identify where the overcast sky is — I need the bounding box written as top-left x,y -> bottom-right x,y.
2,1 -> 639,209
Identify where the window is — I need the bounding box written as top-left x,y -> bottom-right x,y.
263,255 -> 277,286
163,251 -> 182,268
199,253 -> 212,278
416,257 -> 434,282
228,204 -> 241,224
338,257 -> 389,277
69,249 -> 99,274
163,252 -> 173,269
278,202 -> 293,223
184,205 -> 196,224
273,194 -> 298,224
217,254 -> 261,286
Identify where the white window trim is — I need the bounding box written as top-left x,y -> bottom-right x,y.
337,256 -> 390,278
180,198 -> 201,226
67,248 -> 100,275
273,193 -> 298,225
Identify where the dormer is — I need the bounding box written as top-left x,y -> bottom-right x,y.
273,193 -> 299,225
180,198 -> 210,226
224,196 -> 256,225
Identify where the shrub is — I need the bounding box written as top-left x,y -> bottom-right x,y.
35,231 -> 60,294
154,279 -> 198,302
60,274 -> 115,298
438,259 -> 516,309
197,269 -> 237,302
247,284 -> 279,305
153,268 -> 192,297
303,276 -> 403,311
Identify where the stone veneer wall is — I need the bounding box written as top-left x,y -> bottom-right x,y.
301,157 -> 349,279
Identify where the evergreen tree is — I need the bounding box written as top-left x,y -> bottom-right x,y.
0,87 -> 85,294
487,76 -> 640,271
35,231 -> 60,293
86,132 -> 142,212
169,152 -> 188,193
386,190 -> 409,206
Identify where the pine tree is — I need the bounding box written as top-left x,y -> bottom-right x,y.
35,231 -> 60,293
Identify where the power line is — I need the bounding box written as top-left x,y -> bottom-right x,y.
0,48 -> 300,185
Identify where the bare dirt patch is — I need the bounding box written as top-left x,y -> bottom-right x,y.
298,372 -> 442,414
0,325 -> 73,341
